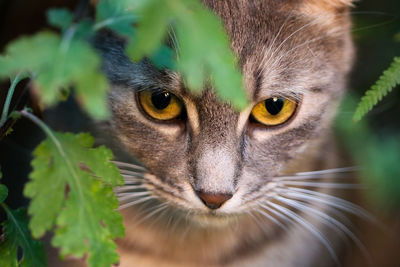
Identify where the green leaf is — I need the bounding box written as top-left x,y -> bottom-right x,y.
0,169 -> 6,203
0,207 -> 47,267
25,132 -> 124,267
354,57 -> 400,121
0,185 -> 7,203
47,8 -> 74,31
126,0 -> 248,109
149,45 -> 176,70
95,0 -> 137,36
126,0 -> 169,61
0,31 -> 110,119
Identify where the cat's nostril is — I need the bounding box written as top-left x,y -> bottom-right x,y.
195,191 -> 233,209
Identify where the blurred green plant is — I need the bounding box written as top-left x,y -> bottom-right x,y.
338,96 -> 400,208
0,170 -> 47,267
354,56 -> 400,121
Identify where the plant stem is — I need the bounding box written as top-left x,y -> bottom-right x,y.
0,73 -> 25,128
19,110 -> 59,147
1,202 -> 9,213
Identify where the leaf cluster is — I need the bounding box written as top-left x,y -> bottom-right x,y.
26,132 -> 124,267
0,170 -> 47,267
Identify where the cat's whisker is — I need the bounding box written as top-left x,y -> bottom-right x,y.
295,166 -> 360,176
267,201 -> 340,266
131,202 -> 169,227
279,181 -> 366,189
122,180 -> 143,185
253,204 -> 288,231
273,175 -> 355,181
277,196 -> 347,240
257,202 -> 292,228
276,196 -> 372,265
113,160 -> 147,171
117,191 -> 151,202
114,185 -> 148,193
121,174 -> 145,181
277,187 -> 377,224
119,169 -> 145,177
118,195 -> 158,211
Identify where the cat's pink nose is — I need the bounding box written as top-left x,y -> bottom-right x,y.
196,191 -> 233,209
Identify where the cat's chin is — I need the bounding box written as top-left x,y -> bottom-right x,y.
184,210 -> 241,228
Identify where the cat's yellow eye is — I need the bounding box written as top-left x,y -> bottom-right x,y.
138,90 -> 183,121
250,97 -> 297,126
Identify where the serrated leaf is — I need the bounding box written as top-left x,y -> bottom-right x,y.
354,57 -> 400,121
0,207 -> 47,267
25,132 -> 124,267
0,31 -> 110,119
47,8 -> 74,31
126,0 -> 248,109
95,0 -> 137,36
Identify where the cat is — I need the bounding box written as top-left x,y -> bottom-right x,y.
50,0 -> 376,266
96,0 -> 359,266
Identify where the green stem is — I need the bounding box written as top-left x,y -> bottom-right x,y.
0,73 -> 25,128
19,109 -> 56,143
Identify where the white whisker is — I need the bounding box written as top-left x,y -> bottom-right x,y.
255,204 -> 289,231
295,166 -> 360,176
114,185 -> 148,193
132,202 -> 169,227
119,169 -> 145,176
122,175 -> 145,181
277,196 -> 372,265
281,181 -> 365,189
117,191 -> 151,202
112,160 -> 147,171
278,187 -> 376,223
267,202 -> 339,266
274,175 -> 354,181
118,195 -> 157,210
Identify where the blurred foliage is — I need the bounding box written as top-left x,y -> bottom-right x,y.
0,207 -> 47,267
0,32 -> 109,119
354,56 -> 400,121
0,177 -> 46,267
337,96 -> 400,208
338,0 -> 400,208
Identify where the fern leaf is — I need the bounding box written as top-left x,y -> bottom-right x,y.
354,57 -> 400,121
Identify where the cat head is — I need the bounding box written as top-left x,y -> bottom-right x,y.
95,0 -> 355,225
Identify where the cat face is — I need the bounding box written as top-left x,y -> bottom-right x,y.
95,0 -> 354,224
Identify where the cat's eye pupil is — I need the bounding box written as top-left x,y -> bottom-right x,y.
151,92 -> 171,110
265,98 -> 284,115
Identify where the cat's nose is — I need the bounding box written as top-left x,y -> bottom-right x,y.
195,191 -> 233,209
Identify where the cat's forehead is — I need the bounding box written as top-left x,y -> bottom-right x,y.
200,0 -> 353,98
